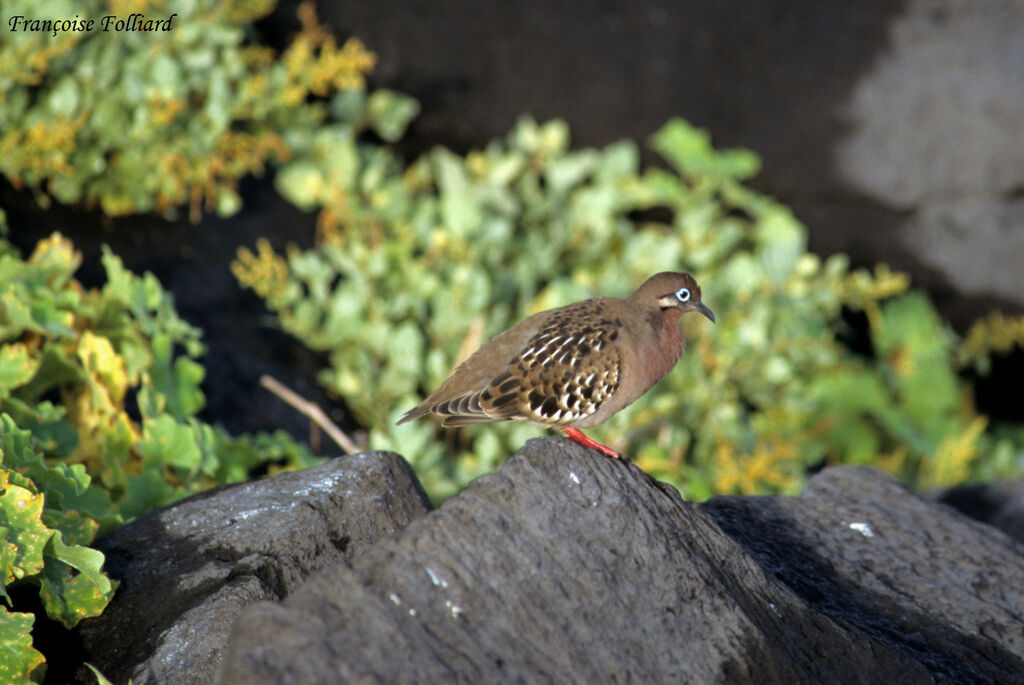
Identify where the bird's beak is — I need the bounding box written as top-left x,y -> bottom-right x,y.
694,302 -> 715,323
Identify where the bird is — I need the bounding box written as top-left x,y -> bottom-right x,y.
397,272 -> 715,458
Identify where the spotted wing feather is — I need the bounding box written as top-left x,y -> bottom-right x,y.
431,299 -> 624,427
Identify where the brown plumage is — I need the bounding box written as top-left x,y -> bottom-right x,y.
397,272 -> 715,458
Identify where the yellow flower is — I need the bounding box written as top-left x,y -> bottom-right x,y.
232,239 -> 289,302
920,416 -> 988,488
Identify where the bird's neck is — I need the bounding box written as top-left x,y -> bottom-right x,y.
639,309 -> 685,386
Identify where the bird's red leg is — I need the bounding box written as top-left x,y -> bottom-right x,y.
562,428 -> 622,459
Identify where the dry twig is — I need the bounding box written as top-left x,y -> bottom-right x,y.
260,375 -> 359,455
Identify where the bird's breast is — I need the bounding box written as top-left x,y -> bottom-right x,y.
632,315 -> 685,392
571,314 -> 684,428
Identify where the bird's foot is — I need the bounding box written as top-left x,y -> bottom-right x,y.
562,428 -> 622,459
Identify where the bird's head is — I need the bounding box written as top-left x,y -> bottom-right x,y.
635,272 -> 715,323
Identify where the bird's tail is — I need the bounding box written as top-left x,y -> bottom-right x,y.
395,405 -> 427,425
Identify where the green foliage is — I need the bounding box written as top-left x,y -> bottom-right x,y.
0,234 -> 320,681
84,663 -> 124,685
806,293 -> 1006,489
0,0 -> 385,221
959,310 -> 1024,375
0,607 -> 44,683
236,114 -> 1024,502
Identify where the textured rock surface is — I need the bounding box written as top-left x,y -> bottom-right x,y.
72,452 -> 432,685
938,479 -> 1024,545
705,468 -> 1024,683
218,437 -> 1024,683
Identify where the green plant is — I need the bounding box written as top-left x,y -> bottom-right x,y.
0,233 -> 319,681
235,114 -> 1024,502
0,0 -> 417,222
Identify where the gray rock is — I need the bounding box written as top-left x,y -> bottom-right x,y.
63,436 -> 1024,683
73,452 -> 432,685
222,438 -> 1002,683
833,0 -> 1024,316
705,466 -> 1024,683
937,479 -> 1024,544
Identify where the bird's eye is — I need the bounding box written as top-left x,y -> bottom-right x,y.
675,287 -> 691,303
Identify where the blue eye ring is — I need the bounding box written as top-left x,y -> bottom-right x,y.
675,287 -> 691,303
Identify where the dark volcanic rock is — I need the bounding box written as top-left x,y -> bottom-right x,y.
59,438 -> 1024,684
219,438 -> 975,684
73,452 -> 432,685
705,467 -> 1024,683
937,479 -> 1024,545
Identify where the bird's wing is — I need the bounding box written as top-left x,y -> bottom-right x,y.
446,301 -> 623,427
399,299 -> 624,427
396,310 -> 550,425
